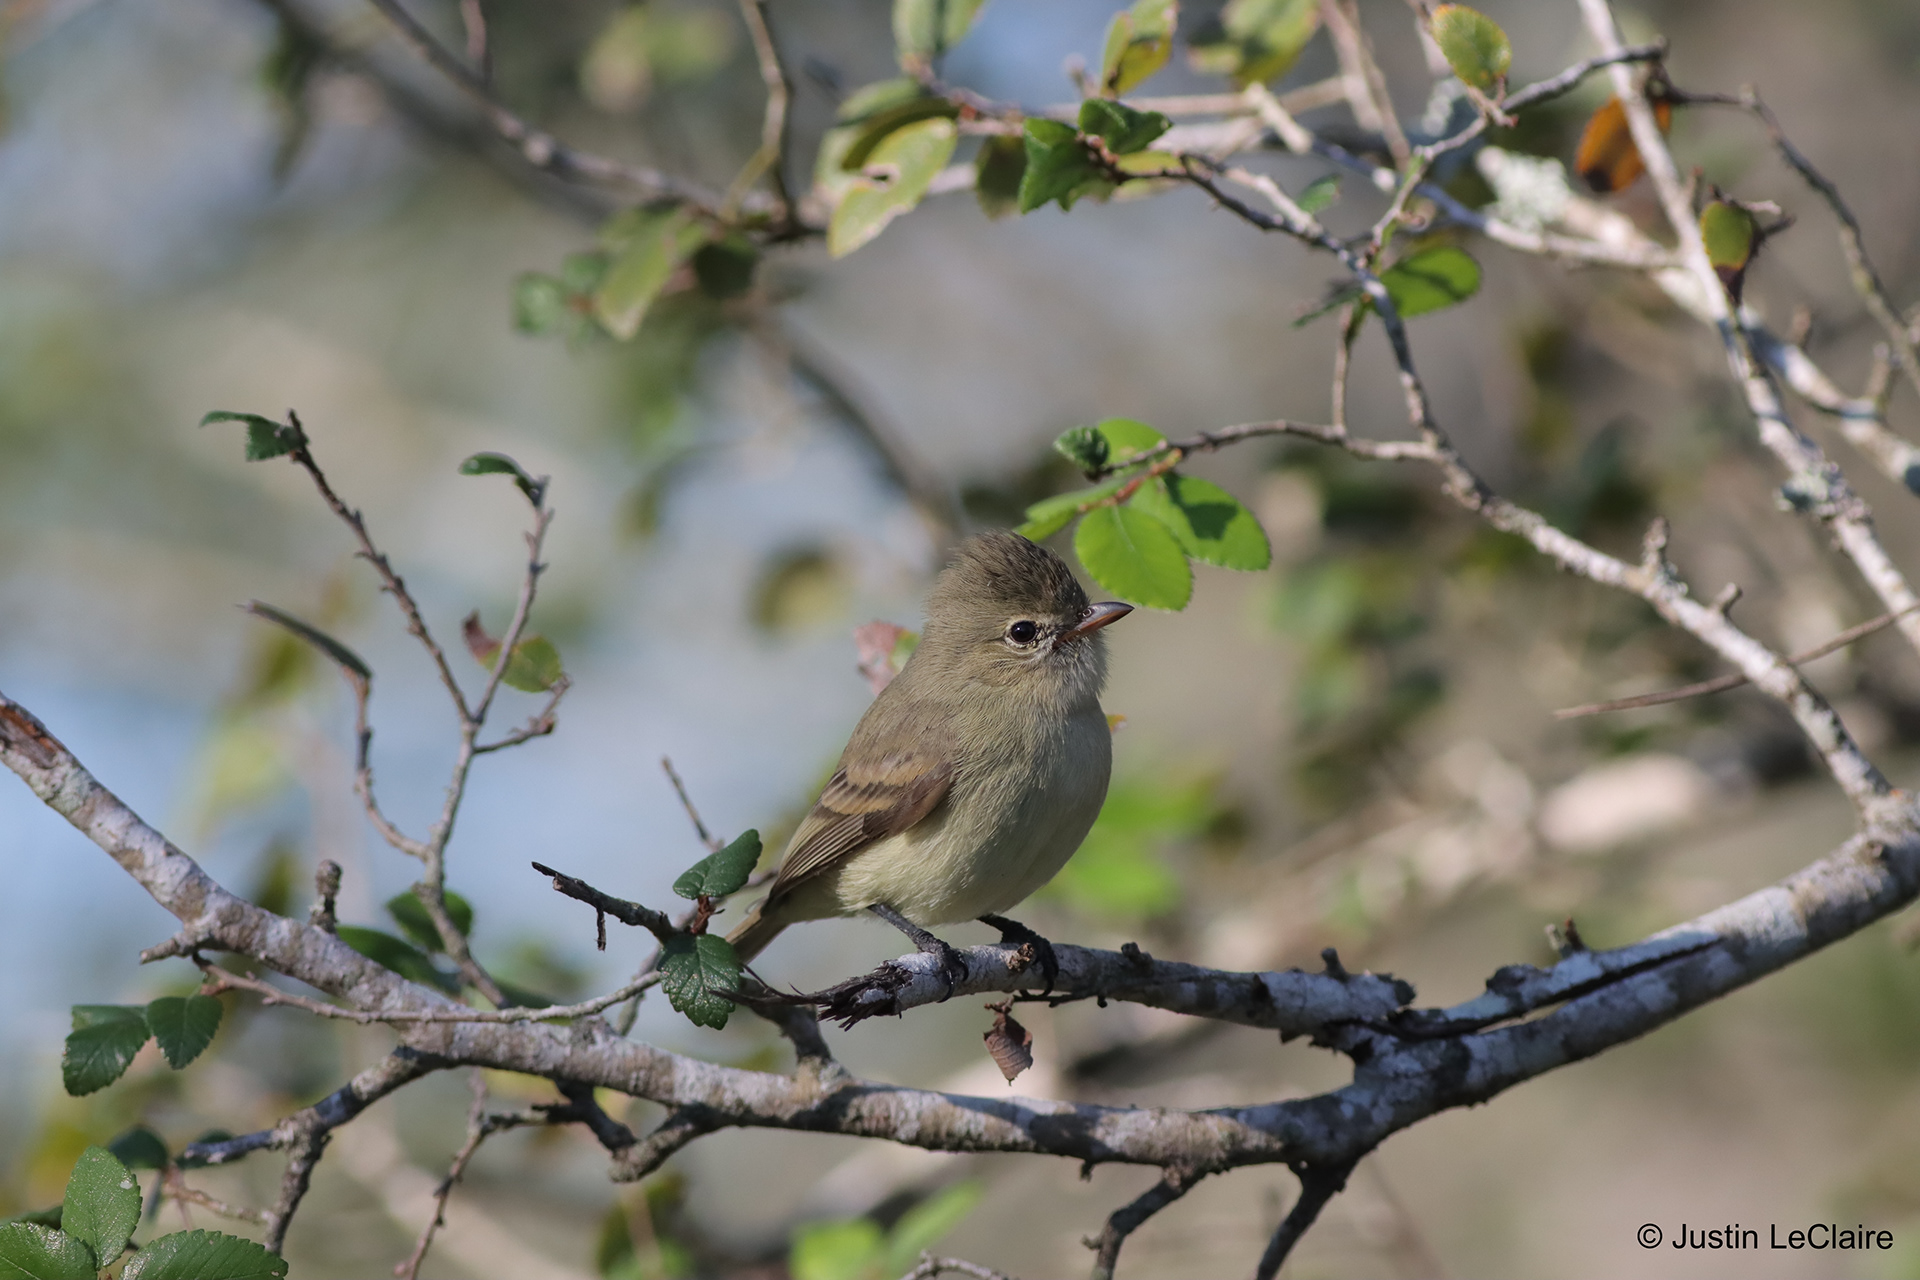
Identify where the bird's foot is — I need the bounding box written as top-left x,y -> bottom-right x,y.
979,913 -> 1059,996
869,903 -> 968,999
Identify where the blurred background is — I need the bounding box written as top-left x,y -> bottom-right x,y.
5,0 -> 1920,1275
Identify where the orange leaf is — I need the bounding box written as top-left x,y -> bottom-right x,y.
1573,95 -> 1673,194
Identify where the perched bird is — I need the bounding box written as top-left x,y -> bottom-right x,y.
727,530 -> 1132,990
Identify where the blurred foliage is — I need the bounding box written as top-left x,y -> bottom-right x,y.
788,1181 -> 982,1280
1048,773 -> 1228,921
596,1175 -> 695,1279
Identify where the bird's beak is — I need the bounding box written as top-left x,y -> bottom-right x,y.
1064,601 -> 1134,639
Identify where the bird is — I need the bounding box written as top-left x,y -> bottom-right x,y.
726,529 -> 1133,993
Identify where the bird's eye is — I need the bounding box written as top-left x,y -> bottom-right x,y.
1007,620 -> 1039,645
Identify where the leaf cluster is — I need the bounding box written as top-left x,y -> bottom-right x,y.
1,1147 -> 284,1279
62,998 -> 222,1098
1016,419 -> 1270,610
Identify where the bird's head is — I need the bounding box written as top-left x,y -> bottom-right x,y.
920,530 -> 1132,703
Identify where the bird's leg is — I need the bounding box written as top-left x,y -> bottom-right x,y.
868,903 -> 968,998
979,914 -> 1059,996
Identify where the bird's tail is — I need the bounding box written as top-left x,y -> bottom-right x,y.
726,900 -> 787,963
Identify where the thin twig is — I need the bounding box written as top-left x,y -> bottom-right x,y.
456,0 -> 488,81
396,1073 -> 537,1280
199,959 -> 659,1025
1555,602 -> 1920,718
898,1256 -> 1020,1280
727,0 -> 792,220
160,1169 -> 270,1227
362,0 -> 733,211
1321,0 -> 1409,164
1254,1160 -> 1358,1280
661,756 -> 721,852
1085,1165 -> 1204,1280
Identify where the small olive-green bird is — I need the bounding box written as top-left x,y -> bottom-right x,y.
727,530 -> 1132,987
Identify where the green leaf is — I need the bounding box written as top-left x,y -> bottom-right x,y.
1429,4 -> 1510,92
62,1146 -> 141,1268
122,1230 -> 287,1280
1131,474 -> 1271,570
511,273 -> 570,336
1016,479 -> 1126,542
1189,0 -> 1319,85
241,602 -> 370,682
335,927 -> 460,993
1094,417 -> 1166,464
1296,173 -> 1339,214
62,1007 -> 150,1097
829,118 -> 958,257
592,207 -> 706,340
1017,118 -> 1107,213
1053,425 -> 1110,473
790,1219 -> 885,1280
145,996 -> 222,1070
1100,0 -> 1177,95
839,97 -> 961,172
0,1224 -> 97,1280
501,636 -> 564,693
672,830 -> 763,900
884,1182 -> 984,1273
1700,200 -> 1755,270
1048,775 -> 1206,918
0,1210 -> 60,1231
974,134 -> 1027,219
1077,99 -> 1171,155
692,235 -> 759,299
559,251 -> 610,295
458,451 -> 545,505
837,77 -> 928,123
198,411 -> 307,462
659,933 -> 742,1030
893,0 -> 987,65
1381,246 -> 1481,318
385,890 -> 475,954
107,1128 -> 169,1173
1075,503 -> 1192,610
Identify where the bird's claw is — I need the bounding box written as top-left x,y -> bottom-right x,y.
979,914 -> 1060,997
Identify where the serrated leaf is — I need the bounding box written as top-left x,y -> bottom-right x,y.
1296,173 -> 1339,214
1381,246 -> 1481,318
692,235 -> 759,299
0,1223 -> 97,1279
592,207 -> 706,340
107,1128 -> 169,1173
459,451 -> 545,505
1429,5 -> 1510,92
1700,200 -> 1755,270
884,1181 -> 984,1273
1075,503 -> 1192,610
672,830 -> 762,900
385,889 -> 475,953
62,1008 -> 150,1097
975,134 -> 1027,219
122,1230 -> 287,1280
0,1210 -> 60,1231
145,996 -> 222,1070
198,411 -> 307,462
1077,99 -> 1171,155
335,926 -> 460,993
62,1146 -> 140,1268
240,602 -> 370,682
892,0 -> 987,65
1131,474 -> 1271,569
829,118 -> 957,257
659,933 -> 741,1030
1018,118 -> 1107,213
1016,479 -> 1127,541
1100,0 -> 1177,95
1054,425 -> 1111,472
511,273 -> 570,336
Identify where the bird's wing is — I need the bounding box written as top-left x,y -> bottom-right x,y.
765,750 -> 954,901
